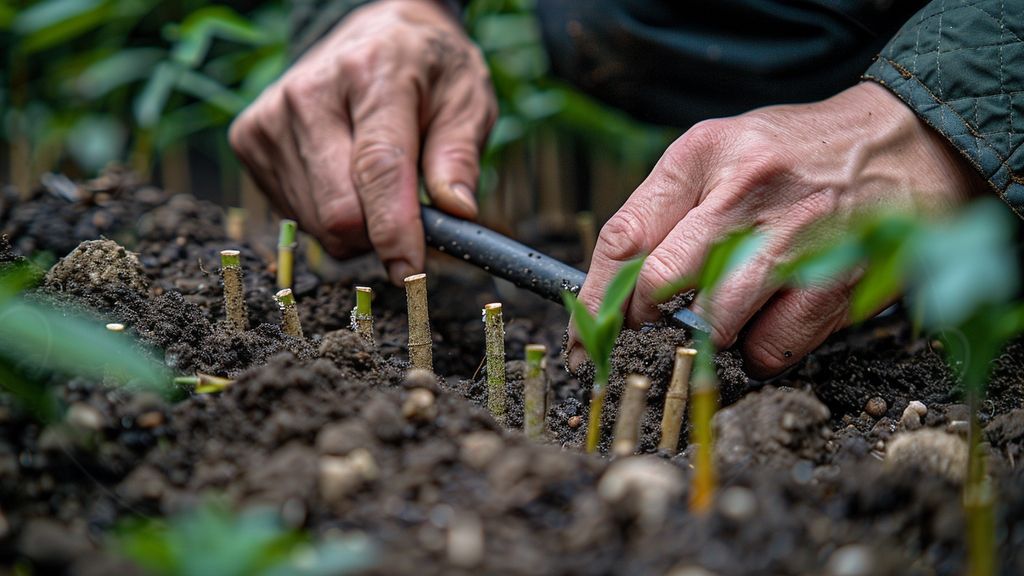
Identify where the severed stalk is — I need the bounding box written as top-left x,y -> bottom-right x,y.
174,373 -> 234,394
404,273 -> 433,371
612,374 -> 651,457
658,347 -> 697,453
483,303 -> 506,423
523,344 -> 547,440
275,288 -> 304,339
277,219 -> 297,290
350,286 -> 375,344
220,250 -> 250,333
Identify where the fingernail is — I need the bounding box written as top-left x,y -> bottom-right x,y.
450,183 -> 477,216
566,342 -> 588,373
388,260 -> 417,286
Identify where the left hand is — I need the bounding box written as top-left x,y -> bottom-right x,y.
569,82 -> 987,377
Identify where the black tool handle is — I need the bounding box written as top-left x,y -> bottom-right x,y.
421,206 -> 585,303
420,206 -> 710,334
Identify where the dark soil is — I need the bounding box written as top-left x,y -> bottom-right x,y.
1,169 -> 1023,575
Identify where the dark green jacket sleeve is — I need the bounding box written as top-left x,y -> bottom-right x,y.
863,0 -> 1024,219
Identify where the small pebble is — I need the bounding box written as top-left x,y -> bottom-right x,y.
666,567 -> 719,576
135,411 -> 164,429
447,512 -> 484,568
402,388 -> 437,423
66,403 -> 104,432
319,449 -> 377,504
598,457 -> 684,529
459,432 -> 503,470
826,544 -> 874,576
886,429 -> 967,484
717,486 -> 757,522
946,420 -> 970,436
568,416 -> 583,429
864,397 -> 887,419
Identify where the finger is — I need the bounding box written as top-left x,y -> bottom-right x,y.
350,80 -> 424,285
229,106 -> 298,220
283,80 -> 370,259
625,205 -> 733,327
421,79 -> 496,220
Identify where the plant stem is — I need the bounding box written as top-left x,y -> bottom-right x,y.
659,347 -> 697,452
689,350 -> 718,514
965,388 -> 997,576
612,374 -> 651,456
404,273 -> 433,371
275,288 -> 304,339
220,250 -> 250,333
350,286 -> 375,345
173,373 -> 234,393
483,303 -> 506,423
585,385 -> 607,453
523,344 -> 547,440
277,219 -> 297,290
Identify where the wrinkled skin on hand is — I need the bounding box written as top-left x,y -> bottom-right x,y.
571,82 -> 987,378
229,0 -> 496,285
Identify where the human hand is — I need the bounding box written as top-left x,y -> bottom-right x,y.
570,82 -> 986,377
229,0 -> 496,284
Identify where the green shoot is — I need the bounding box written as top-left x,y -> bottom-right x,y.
174,373 -> 235,395
563,256 -> 645,453
115,499 -> 374,576
277,219 -> 297,290
654,228 -> 762,513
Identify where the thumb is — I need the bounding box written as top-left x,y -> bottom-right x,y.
421,96 -> 494,220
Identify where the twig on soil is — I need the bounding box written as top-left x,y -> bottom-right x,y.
174,373 -> 234,394
404,273 -> 433,371
350,286 -> 375,345
277,219 -> 297,290
658,347 -> 697,453
523,344 -> 547,440
612,375 -> 650,457
275,288 -> 304,339
220,250 -> 250,333
483,303 -> 506,423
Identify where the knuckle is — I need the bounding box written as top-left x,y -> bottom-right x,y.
352,141 -> 404,191
595,210 -> 647,262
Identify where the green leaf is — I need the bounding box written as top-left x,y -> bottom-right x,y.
175,69 -> 247,114
170,6 -> 267,68
134,62 -> 181,128
596,256 -> 646,323
72,48 -> 166,99
12,0 -> 105,35
775,240 -> 864,288
698,228 -> 762,297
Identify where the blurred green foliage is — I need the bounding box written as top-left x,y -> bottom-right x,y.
2,0 -> 287,175
117,500 -> 375,576
0,264 -> 170,421
2,0 -> 669,191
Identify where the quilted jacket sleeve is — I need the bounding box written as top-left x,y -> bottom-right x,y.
862,0 -> 1024,219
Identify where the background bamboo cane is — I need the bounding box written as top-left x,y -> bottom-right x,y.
277,219 -> 297,290
524,344 -> 547,439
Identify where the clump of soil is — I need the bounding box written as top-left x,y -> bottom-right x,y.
43,239 -> 149,300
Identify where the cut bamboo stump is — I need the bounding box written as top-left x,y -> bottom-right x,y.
405,273 -> 433,371
351,286 -> 375,345
275,288 -> 303,339
483,303 -> 506,423
658,347 -> 697,452
612,375 -> 651,457
524,344 -> 547,439
220,250 -> 249,333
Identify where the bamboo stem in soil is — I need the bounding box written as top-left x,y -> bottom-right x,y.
350,286 -> 375,345
226,207 -> 246,242
275,288 -> 304,339
689,367 -> 718,514
658,347 -> 697,452
612,375 -> 651,457
483,303 -> 507,423
523,344 -> 547,440
277,219 -> 297,290
966,391 -> 996,576
404,273 -> 432,371
220,250 -> 250,333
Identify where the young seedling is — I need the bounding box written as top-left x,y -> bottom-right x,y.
404,273 -> 433,371
563,256 -> 645,453
220,250 -> 249,333
612,374 -> 650,457
483,302 -> 506,423
523,344 -> 548,440
275,288 -> 304,339
658,347 -> 697,452
654,228 -> 761,513
174,373 -> 234,394
277,219 -> 297,290
350,286 -> 375,345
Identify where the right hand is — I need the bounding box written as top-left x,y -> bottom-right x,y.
229,0 -> 497,284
